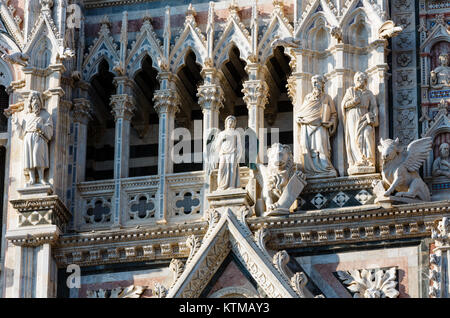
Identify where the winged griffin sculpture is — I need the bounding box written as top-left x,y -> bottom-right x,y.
374,137 -> 433,202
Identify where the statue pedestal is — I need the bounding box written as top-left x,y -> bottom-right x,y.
207,188 -> 254,209
348,166 -> 376,175
17,184 -> 53,198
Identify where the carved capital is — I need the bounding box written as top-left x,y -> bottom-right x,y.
197,84 -> 224,113
242,80 -> 269,109
72,98 -> 93,125
110,94 -> 135,121
153,89 -> 180,116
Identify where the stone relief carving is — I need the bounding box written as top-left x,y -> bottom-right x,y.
253,143 -> 306,216
296,75 -> 337,178
86,285 -> 146,298
429,217 -> 450,298
378,20 -> 403,40
430,52 -> 450,88
336,267 -> 399,298
207,115 -> 243,191
341,71 -> 379,175
373,137 -> 432,202
12,91 -> 53,186
432,142 -> 450,178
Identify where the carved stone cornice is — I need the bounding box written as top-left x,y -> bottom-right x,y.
10,195 -> 71,231
110,94 -> 135,121
6,225 -> 61,247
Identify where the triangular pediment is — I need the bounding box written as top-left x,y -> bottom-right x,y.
214,7 -> 252,67
23,12 -> 66,67
421,24 -> 450,53
165,208 -> 312,298
258,2 -> 294,63
170,6 -> 207,72
82,17 -> 120,81
126,17 -> 163,77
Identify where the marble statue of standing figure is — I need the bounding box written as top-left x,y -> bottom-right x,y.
432,142 -> 450,178
341,71 -> 379,175
12,91 -> 53,186
208,115 -> 243,191
296,75 -> 338,178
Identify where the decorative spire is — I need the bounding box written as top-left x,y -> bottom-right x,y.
206,2 -> 215,58
163,6 -> 171,61
185,3 -> 197,26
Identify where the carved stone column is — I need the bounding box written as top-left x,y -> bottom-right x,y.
5,194 -> 70,297
242,60 -> 268,214
110,93 -> 135,227
71,98 -> 92,230
289,49 -> 312,166
197,62 -> 224,210
154,71 -> 179,223
330,44 -> 347,176
429,217 -> 450,298
198,62 -> 224,165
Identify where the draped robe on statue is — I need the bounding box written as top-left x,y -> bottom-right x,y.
297,93 -> 337,177
341,87 -> 378,171
216,129 -> 242,190
16,110 -> 53,171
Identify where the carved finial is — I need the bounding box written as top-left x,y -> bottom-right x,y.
40,0 -> 54,13
143,10 -> 152,23
330,26 -> 343,43
436,14 -> 446,27
186,3 -> 196,17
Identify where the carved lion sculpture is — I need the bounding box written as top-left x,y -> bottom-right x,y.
254,143 -> 307,216
375,137 -> 432,202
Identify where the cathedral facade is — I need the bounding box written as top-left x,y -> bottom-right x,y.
0,0 -> 449,298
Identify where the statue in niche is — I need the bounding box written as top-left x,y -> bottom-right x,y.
432,142 -> 450,178
253,143 -> 307,216
373,137 -> 432,202
207,115 -> 243,191
341,71 -> 379,175
12,91 -> 53,186
296,75 -> 337,178
430,53 -> 450,88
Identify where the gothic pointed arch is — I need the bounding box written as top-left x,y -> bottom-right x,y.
258,1 -> 294,65
82,16 -> 120,81
296,0 -> 337,40
23,10 -> 65,68
126,16 -> 164,78
341,8 -> 376,46
214,4 -> 252,68
170,5 -> 207,73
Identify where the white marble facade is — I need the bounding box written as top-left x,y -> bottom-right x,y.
0,0 -> 447,299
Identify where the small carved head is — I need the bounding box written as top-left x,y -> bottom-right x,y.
354,71 -> 368,89
311,75 -> 325,92
224,115 -> 237,129
28,91 -> 43,115
378,137 -> 400,162
439,142 -> 449,158
439,53 -> 449,67
267,143 -> 293,169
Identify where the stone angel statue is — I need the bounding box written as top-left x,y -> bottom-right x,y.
374,137 -> 432,202
206,116 -> 243,191
12,91 -> 53,186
